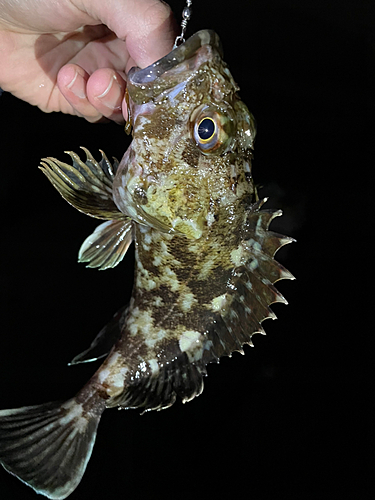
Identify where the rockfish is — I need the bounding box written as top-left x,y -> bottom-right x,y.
0,30 -> 294,499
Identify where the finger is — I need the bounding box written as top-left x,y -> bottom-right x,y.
86,68 -> 126,124
121,1 -> 178,68
77,0 -> 177,68
57,64 -> 103,122
64,31 -> 131,76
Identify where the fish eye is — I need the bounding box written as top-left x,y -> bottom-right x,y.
197,118 -> 216,141
192,105 -> 235,155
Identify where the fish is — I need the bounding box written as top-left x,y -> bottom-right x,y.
0,30 -> 294,499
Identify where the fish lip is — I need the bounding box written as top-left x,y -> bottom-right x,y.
127,29 -> 222,86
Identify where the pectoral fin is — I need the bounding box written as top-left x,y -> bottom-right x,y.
39,148 -> 124,220
79,219 -> 133,270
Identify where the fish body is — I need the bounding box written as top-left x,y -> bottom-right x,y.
0,30 -> 294,499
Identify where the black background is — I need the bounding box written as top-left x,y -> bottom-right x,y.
0,1 -> 373,498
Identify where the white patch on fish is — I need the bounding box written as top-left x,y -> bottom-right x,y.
179,330 -> 201,352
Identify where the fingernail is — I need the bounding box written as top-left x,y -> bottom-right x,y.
66,69 -> 86,99
96,75 -> 122,110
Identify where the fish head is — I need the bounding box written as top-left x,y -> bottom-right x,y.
113,30 -> 257,239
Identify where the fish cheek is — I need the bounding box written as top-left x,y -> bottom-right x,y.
139,107 -> 178,142
181,139 -> 201,168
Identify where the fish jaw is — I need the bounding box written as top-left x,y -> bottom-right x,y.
126,30 -> 223,104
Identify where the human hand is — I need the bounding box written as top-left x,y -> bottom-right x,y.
0,0 -> 176,123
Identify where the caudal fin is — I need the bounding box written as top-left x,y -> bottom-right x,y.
0,397 -> 105,499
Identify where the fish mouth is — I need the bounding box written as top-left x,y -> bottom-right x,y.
126,30 -> 222,103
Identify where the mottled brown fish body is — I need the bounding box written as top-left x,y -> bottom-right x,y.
0,30 -> 294,499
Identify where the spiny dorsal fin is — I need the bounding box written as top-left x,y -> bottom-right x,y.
204,199 -> 295,360
39,148 -> 124,220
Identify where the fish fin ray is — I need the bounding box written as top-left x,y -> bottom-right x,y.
69,306 -> 127,365
203,200 -> 294,362
0,398 -> 104,499
78,219 -> 133,270
39,148 -> 124,220
108,351 -> 204,412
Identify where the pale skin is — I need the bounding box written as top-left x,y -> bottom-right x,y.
0,0 -> 177,123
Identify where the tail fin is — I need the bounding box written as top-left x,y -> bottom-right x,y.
0,397 -> 105,499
